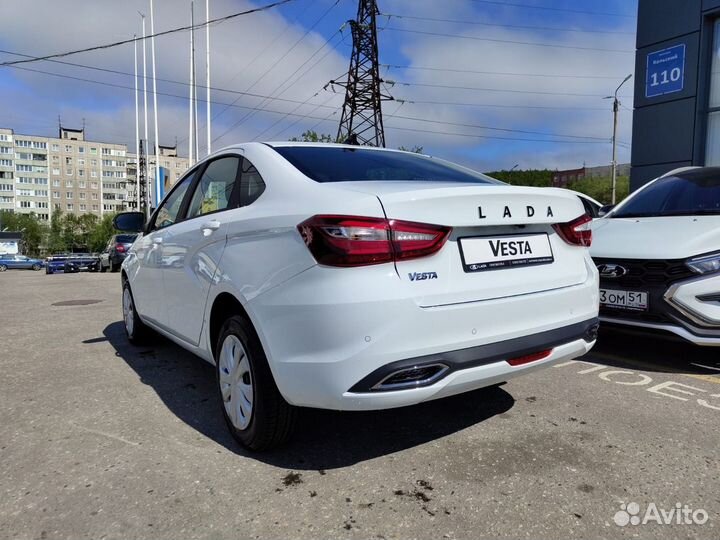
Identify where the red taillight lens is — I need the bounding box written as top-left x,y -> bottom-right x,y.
115,244 -> 126,253
552,214 -> 592,247
298,215 -> 451,267
507,349 -> 553,366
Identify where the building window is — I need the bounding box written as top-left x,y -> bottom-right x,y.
51,144 -> 59,152
15,164 -> 32,172
78,169 -> 84,177
80,204 -> 87,211
66,169 -> 72,176
65,145 -> 73,153
707,20 -> 720,165
35,178 -> 47,185
79,192 -> 86,200
0,159 -> 11,166
52,179 -> 60,187
92,204 -> 99,211
53,191 -> 60,199
54,203 -> 60,210
66,191 -> 73,199
90,147 -> 97,154
19,200 -> 32,208
78,146 -> 85,154
91,193 -> 98,200
36,190 -> 48,197
65,180 -> 73,188
91,171 -> 97,178
79,180 -> 86,188
52,168 -> 60,176
66,203 -> 73,211
91,182 -> 98,189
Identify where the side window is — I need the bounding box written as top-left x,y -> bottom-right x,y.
152,172 -> 195,231
186,156 -> 240,219
239,157 -> 266,206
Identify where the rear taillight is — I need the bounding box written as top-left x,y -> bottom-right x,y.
552,214 -> 592,247
115,244 -> 126,253
298,215 -> 451,267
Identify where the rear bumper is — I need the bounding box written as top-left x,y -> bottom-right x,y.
248,264 -> 599,410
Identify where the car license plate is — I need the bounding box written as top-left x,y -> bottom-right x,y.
600,289 -> 649,311
458,233 -> 554,272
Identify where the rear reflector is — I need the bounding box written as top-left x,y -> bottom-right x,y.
115,244 -> 126,253
552,214 -> 592,247
298,215 -> 451,267
507,349 -> 553,366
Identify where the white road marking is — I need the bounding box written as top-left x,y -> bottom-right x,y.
690,363 -> 720,372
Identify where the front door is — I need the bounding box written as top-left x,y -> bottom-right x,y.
131,171 -> 196,327
161,155 -> 242,345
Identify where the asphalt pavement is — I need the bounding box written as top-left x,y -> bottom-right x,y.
1,271 -> 718,539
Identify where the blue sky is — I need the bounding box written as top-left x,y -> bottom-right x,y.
0,0 -> 638,172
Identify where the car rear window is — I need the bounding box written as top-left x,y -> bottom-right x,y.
272,146 -> 502,184
116,234 -> 138,243
613,173 -> 720,218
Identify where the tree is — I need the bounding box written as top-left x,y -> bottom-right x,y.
0,210 -> 48,256
289,130 -> 337,143
89,214 -> 116,252
397,145 -> 424,154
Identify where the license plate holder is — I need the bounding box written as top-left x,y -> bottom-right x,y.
458,233 -> 554,273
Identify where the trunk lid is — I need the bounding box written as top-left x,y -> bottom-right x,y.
328,181 -> 591,306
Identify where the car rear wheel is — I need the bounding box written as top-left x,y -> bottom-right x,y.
122,280 -> 151,344
216,315 -> 296,451
100,263 -> 107,273
31,263 -> 41,271
0,264 -> 6,272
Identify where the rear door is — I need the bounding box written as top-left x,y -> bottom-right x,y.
131,171 -> 196,326
161,154 -> 242,345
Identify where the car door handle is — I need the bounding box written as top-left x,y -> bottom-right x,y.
201,220 -> 221,236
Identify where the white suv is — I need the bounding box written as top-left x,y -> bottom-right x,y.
592,166 -> 720,346
116,143 -> 599,450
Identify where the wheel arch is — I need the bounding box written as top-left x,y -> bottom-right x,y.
208,292 -> 255,360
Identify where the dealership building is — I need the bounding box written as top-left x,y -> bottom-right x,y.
632,0 -> 720,190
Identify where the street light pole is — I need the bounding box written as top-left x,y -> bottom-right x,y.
610,74 -> 632,205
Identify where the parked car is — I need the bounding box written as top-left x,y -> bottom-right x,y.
100,234 -> 138,272
591,166 -> 720,346
46,253 -> 100,274
0,254 -> 44,271
115,143 -> 599,450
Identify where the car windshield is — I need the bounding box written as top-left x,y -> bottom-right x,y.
272,146 -> 502,184
612,172 -> 720,218
116,234 -> 137,243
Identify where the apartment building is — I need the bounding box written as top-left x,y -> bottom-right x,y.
0,126 -> 190,219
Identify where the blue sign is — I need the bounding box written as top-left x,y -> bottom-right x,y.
645,44 -> 686,98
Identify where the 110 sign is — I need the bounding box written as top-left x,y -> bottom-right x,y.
645,44 -> 686,98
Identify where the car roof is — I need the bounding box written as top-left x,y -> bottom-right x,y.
215,141 -> 428,156
661,166 -> 720,180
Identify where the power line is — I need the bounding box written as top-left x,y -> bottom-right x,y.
384,27 -> 634,53
465,0 -> 636,18
0,0 -> 294,68
0,57 -> 338,111
384,124 -> 612,144
387,113 -> 610,141
397,98 -> 632,112
379,13 -> 635,35
389,80 -> 633,99
382,63 -> 632,80
5,64 -> 339,124
208,2 -> 344,145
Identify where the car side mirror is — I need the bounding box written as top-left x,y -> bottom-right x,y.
598,204 -> 615,217
113,212 -> 146,233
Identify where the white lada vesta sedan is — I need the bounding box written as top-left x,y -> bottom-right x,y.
115,143 -> 599,450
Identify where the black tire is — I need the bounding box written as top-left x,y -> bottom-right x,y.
0,264 -> 7,272
216,315 -> 296,451
100,263 -> 107,273
122,279 -> 152,344
32,263 -> 42,271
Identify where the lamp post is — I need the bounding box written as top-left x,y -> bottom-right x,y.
606,74 -> 632,205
